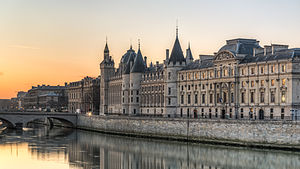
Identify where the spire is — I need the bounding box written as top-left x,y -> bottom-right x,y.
186,42 -> 193,63
176,19 -> 178,39
131,40 -> 145,73
130,39 -> 132,50
104,37 -> 109,53
168,27 -> 185,64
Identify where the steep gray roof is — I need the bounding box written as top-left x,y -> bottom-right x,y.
131,48 -> 145,73
124,51 -> 136,74
169,37 -> 185,64
186,44 -> 193,60
121,46 -> 135,64
240,48 -> 300,64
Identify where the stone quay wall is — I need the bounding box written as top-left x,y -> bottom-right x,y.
77,115 -> 300,149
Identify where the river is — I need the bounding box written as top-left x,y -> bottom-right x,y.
0,123 -> 299,169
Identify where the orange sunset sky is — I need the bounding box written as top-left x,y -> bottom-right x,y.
1,0 -> 300,99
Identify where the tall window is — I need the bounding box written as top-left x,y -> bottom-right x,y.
251,67 -> 255,74
260,66 -> 264,74
231,93 -> 234,103
271,65 -> 275,73
271,79 -> 275,86
251,81 -> 254,87
202,72 -> 206,79
210,94 -> 213,104
188,73 -> 191,80
168,87 -> 171,95
195,94 -> 198,104
260,92 -> 265,103
223,92 -> 227,103
217,93 -> 220,103
282,79 -> 286,86
261,80 -> 265,87
241,69 -> 245,75
241,93 -> 245,103
202,94 -> 205,104
282,64 -> 286,72
188,94 -> 191,104
281,91 -> 286,103
168,72 -> 171,80
181,95 -> 184,104
271,91 -> 275,103
168,98 -> 171,105
250,92 -> 254,103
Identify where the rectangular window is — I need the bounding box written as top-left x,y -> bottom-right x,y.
282,79 -> 286,86
281,91 -> 286,103
210,94 -> 213,104
241,92 -> 245,103
231,93 -> 234,103
202,94 -> 205,104
188,85 -> 190,90
168,72 -> 171,80
260,92 -> 264,103
260,66 -> 264,74
181,95 -> 184,104
271,79 -> 275,86
282,65 -> 286,72
271,65 -> 275,73
136,97 -> 139,103
188,94 -> 191,104
281,108 -> 285,119
168,87 -> 171,95
241,69 -> 244,75
251,67 -> 255,74
261,80 -> 265,87
271,91 -> 275,103
195,94 -> 198,104
250,92 -> 254,103
217,93 -> 220,103
168,98 -> 171,105
251,81 -> 254,87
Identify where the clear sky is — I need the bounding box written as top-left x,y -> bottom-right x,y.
0,0 -> 300,99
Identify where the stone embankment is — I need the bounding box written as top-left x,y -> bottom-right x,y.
77,115 -> 300,150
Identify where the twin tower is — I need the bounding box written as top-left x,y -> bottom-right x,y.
99,29 -> 193,117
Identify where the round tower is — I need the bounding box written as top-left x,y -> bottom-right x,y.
164,27 -> 186,117
129,42 -> 145,115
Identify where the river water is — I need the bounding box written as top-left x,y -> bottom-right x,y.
0,124 -> 299,169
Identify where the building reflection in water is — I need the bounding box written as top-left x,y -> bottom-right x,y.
0,125 -> 300,169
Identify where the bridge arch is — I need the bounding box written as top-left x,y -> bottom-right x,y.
0,112 -> 77,129
0,117 -> 14,128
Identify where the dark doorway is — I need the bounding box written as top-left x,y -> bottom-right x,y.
259,109 -> 264,120
193,109 -> 198,118
221,109 -> 226,119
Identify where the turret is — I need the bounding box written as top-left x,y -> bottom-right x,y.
100,41 -> 115,115
121,46 -> 136,115
186,42 -> 194,64
129,41 -> 145,115
164,26 -> 186,117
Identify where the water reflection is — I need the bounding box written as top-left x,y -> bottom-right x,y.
0,124 -> 299,169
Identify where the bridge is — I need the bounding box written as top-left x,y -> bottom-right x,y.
0,112 -> 77,128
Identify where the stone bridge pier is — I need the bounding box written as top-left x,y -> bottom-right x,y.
0,112 -> 77,129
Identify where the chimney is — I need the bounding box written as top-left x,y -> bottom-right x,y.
253,48 -> 256,56
144,56 -> 147,67
272,45 -> 274,55
166,49 -> 169,60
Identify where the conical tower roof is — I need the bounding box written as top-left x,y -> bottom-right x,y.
131,47 -> 145,73
168,28 -> 185,64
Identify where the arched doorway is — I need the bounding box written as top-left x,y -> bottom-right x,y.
259,109 -> 264,120
221,109 -> 226,119
193,109 -> 198,119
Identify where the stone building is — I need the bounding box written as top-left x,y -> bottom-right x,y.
0,99 -> 11,112
66,76 -> 100,114
23,84 -> 67,111
99,29 -> 300,120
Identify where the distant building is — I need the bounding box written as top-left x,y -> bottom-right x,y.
23,84 -> 67,111
98,28 -> 300,120
0,99 -> 11,112
17,91 -> 27,110
66,76 -> 100,114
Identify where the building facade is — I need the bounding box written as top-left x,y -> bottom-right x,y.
99,31 -> 300,120
67,76 -> 100,114
23,84 -> 67,111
